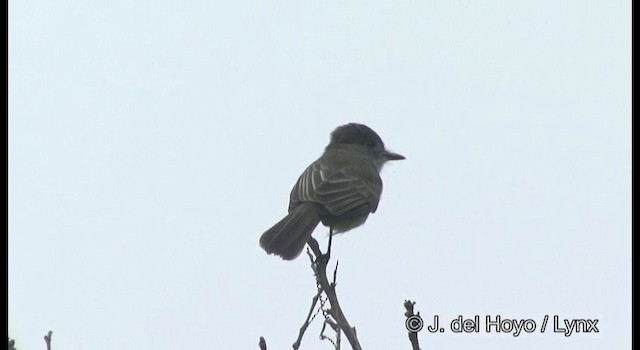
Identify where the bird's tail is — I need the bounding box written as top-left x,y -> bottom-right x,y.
259,203 -> 321,260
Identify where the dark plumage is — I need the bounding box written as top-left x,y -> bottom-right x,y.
259,123 -> 404,260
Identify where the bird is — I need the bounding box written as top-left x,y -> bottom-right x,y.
259,123 -> 405,260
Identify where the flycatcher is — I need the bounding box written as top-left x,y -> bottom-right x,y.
259,123 -> 404,260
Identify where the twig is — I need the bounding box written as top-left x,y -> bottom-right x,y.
322,318 -> 342,349
293,268 -> 323,350
319,317 -> 339,349
43,331 -> 52,350
404,300 -> 421,350
307,237 -> 362,350
258,336 -> 267,350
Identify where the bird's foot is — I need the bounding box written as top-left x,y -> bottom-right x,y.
319,252 -> 331,265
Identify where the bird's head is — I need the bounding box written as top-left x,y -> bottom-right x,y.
329,123 -> 405,163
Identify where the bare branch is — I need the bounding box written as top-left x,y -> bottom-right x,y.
307,237 -> 362,350
293,282 -> 323,350
43,331 -> 52,350
258,336 -> 267,350
404,300 -> 421,350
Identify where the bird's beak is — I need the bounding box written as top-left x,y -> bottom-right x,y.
384,150 -> 405,161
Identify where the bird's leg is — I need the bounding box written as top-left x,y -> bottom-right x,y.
322,226 -> 334,262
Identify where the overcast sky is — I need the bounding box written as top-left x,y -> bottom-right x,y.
9,1 -> 631,349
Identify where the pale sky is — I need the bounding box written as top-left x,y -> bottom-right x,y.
9,1 -> 631,349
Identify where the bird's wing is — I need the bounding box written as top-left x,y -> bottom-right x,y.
289,160 -> 382,217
